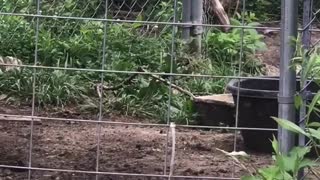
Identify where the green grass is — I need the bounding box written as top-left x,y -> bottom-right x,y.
0,9 -> 267,124
0,69 -> 92,107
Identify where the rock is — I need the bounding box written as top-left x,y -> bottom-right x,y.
263,64 -> 280,76
0,56 -> 22,72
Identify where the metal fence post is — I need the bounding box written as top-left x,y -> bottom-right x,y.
298,0 -> 312,178
278,0 -> 299,153
190,0 -> 203,56
182,0 -> 191,41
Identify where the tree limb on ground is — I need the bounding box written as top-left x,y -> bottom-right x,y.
95,67 -> 195,99
138,67 -> 196,99
0,115 -> 41,122
96,73 -> 138,98
103,73 -> 139,91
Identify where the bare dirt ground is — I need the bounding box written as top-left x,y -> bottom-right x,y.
0,101 -> 272,180
1,102 -> 320,180
1,28 -> 320,180
259,29 -> 320,76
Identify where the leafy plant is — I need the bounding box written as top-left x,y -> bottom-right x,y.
205,18 -> 267,76
242,137 -> 316,180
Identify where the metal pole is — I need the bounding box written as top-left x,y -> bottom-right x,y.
182,0 -> 191,41
191,0 -> 203,56
298,0 -> 312,178
278,0 -> 299,153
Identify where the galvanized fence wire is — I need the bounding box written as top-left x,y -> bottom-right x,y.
0,0 -> 319,179
94,1 -> 109,179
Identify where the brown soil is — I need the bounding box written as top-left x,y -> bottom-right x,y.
1,102 -> 320,180
259,29 -> 320,76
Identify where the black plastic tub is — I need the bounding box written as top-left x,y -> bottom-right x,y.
226,77 -> 320,153
194,94 -> 235,127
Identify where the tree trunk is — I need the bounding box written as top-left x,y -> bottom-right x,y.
204,0 -> 231,32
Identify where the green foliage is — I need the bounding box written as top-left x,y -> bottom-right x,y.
146,0 -> 182,22
0,68 -> 92,107
0,0 -> 267,124
242,138 -> 315,180
0,15 -> 35,61
205,18 -> 267,76
245,0 -> 281,21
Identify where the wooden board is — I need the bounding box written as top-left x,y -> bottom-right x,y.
194,94 -> 234,107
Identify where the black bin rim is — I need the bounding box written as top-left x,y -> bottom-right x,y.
226,76 -> 279,99
226,76 -> 318,100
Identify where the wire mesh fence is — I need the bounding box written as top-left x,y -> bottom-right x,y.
0,0 -> 320,179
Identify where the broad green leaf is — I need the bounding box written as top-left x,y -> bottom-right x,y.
308,128 -> 320,140
289,146 -> 311,159
258,166 -> 280,179
258,166 -> 293,180
303,53 -> 318,80
275,154 -> 286,172
271,137 -> 280,154
307,91 -> 320,121
308,122 -> 320,128
247,22 -> 261,27
281,155 -> 296,173
230,18 -> 242,26
298,159 -> 318,169
272,117 -> 309,137
286,146 -> 311,174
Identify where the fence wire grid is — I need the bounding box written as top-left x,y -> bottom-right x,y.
0,0 -> 320,180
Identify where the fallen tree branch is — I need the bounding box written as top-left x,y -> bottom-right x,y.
138,67 -> 196,99
95,66 -> 195,99
0,115 -> 41,122
96,73 -> 139,98
104,73 -> 139,91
